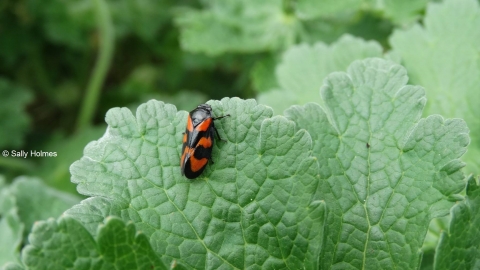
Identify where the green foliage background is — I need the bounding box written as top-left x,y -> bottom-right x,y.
0,0 -> 479,269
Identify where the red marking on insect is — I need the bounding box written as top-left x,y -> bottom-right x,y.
180,104 -> 230,179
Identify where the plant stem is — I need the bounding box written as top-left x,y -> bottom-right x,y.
75,0 -> 114,132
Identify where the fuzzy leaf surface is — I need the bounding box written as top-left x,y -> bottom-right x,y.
22,217 -> 165,270
67,98 -> 324,269
285,58 -> 469,269
434,176 -> 480,269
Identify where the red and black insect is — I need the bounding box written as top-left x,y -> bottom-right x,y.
180,104 -> 230,179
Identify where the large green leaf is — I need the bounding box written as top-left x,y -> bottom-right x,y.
285,58 -> 469,269
175,0 -> 298,55
66,98 -> 325,269
22,217 -> 166,269
390,0 -> 480,174
434,176 -> 480,269
257,34 -> 383,114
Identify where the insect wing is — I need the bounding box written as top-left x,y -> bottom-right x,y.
181,115 -> 214,179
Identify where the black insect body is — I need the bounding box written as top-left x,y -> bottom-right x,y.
180,104 -> 230,179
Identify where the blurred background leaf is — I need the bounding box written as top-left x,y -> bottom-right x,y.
0,79 -> 32,149
175,0 -> 299,55
257,34 -> 383,114
0,176 -> 81,268
390,0 -> 480,174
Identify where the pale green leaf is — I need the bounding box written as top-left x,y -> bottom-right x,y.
8,177 -> 81,233
390,0 -> 480,174
285,58 -> 469,269
175,0 -> 298,55
0,177 -> 81,268
0,197 -> 23,268
257,34 -> 383,114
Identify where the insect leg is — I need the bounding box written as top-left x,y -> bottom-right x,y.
213,114 -> 230,121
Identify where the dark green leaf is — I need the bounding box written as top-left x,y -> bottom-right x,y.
250,54 -> 279,93
366,0 -> 429,25
296,0 -> 362,20
0,78 -> 31,149
296,0 -> 428,24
